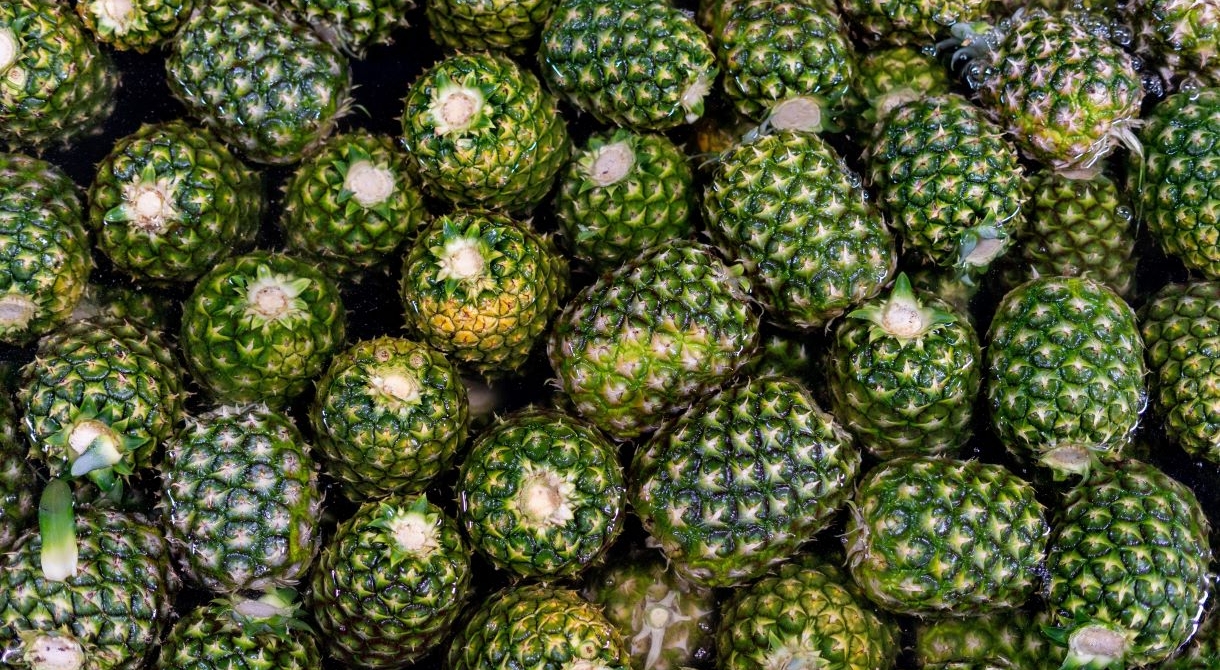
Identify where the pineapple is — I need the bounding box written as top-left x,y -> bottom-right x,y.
68,280 -> 171,332
845,456 -> 1049,616
0,507 -> 180,670
851,45 -> 953,132
553,129 -> 695,272
159,403 -> 324,593
425,0 -> 555,55
631,375 -> 860,588
841,0 -> 995,45
915,610 -> 1065,669
156,590 -> 321,670
311,495 -> 473,668
866,92 -> 1025,277
399,211 -> 568,379
1130,86 -> 1220,279
539,0 -> 717,130
87,119 -> 263,284
310,336 -> 469,501
0,0 -> 119,150
179,250 -> 347,407
583,548 -> 718,670
1043,459 -> 1212,667
401,51 -> 570,213
1162,606 -> 1220,669
276,0 -> 413,57
280,130 -> 428,279
76,0 -> 193,52
0,391 -> 35,553
456,407 -> 625,580
703,129 -> 896,330
165,0 -> 352,164
547,240 -> 761,440
1140,281 -> 1220,463
716,560 -> 902,670
827,272 -> 982,460
1124,0 -> 1220,88
986,275 -> 1147,478
447,583 -> 632,670
0,153 -> 92,345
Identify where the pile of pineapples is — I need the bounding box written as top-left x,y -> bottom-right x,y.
3,0 -> 1220,667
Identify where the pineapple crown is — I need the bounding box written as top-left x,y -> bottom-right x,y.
368,495 -> 444,568
235,262 -> 313,330
426,70 -> 495,137
1042,614 -> 1134,670
577,129 -> 638,192
19,627 -> 91,670
223,588 -> 315,636
333,142 -> 398,217
847,273 -> 957,340
429,217 -> 506,297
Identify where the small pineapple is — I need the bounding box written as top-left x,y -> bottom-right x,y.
456,407 -> 624,580
1043,459 -> 1212,667
179,250 -> 347,407
165,0 -> 352,164
310,336 -> 469,501
0,153 -> 92,345
311,495 -> 474,668
851,45 -> 953,132
425,0 -> 555,55
1124,0 -> 1220,88
87,119 -> 263,284
840,0 -> 996,45
704,128 -> 896,330
631,375 -> 860,588
277,0 -> 413,57
401,51 -> 570,213
0,0 -> 119,150
156,590 -> 322,670
280,130 -> 428,279
160,403 -> 324,593
399,211 -> 568,379
539,0 -> 717,130
547,240 -> 761,440
844,456 -> 1050,616
915,610 -> 1065,669
985,275 -> 1147,478
76,0 -> 193,52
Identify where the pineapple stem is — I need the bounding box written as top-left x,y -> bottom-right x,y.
38,479 -> 78,582
437,237 -> 487,282
1063,624 -> 1129,669
21,631 -> 86,670
0,293 -> 36,333
67,420 -> 124,479
680,74 -> 712,124
766,96 -> 824,134
0,28 -> 17,75
585,140 -> 635,187
343,160 -> 395,208
92,0 -> 135,33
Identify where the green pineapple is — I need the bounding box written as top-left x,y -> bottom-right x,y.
425,0 -> 555,55
0,508 -> 180,670
631,375 -> 860,588
948,8 -> 1143,172
156,590 -> 321,670
714,0 -> 858,133
87,119 -> 263,284
845,456 -> 1050,617
277,0 -> 413,57
915,610 -> 1065,669
160,403 -> 324,593
1130,87 -> 1220,279
281,130 -> 428,279
827,273 -> 982,460
704,129 -> 896,330
67,281 -> 172,332
840,0 -> 995,45
0,153 -> 92,345
1140,281 -> 1220,464
76,0 -> 193,52
401,51 -> 571,213
447,583 -> 632,670
851,45 -> 953,132
738,329 -> 819,384
865,93 -> 1025,277
583,548 -> 718,670
165,0 -> 352,164
1043,459 -> 1212,668
554,129 -> 695,272
1124,0 -> 1220,88
310,495 -> 474,668
0,0 -> 119,150
548,240 -> 761,440
1162,606 -> 1220,669
539,0 -> 717,130
399,211 -> 568,379
0,391 -> 35,553
456,407 -> 624,580
716,560 -> 902,670
179,250 -> 347,407
985,275 -> 1147,478
310,336 -> 469,501
18,318 -> 186,497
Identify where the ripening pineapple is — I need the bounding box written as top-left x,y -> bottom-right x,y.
165,0 -> 353,164
0,0 -> 119,150
986,275 -> 1147,478
425,0 -> 554,55
1124,0 -> 1220,88
401,51 -> 570,213
632,375 -> 860,588
0,153 -> 92,345
277,0 -> 413,57
841,0 -> 996,45
310,336 -> 469,500
156,590 -> 322,670
704,129 -> 896,330
1043,459 -> 1212,668
311,495 -> 474,668
539,0 -> 717,131
851,45 -> 953,131
76,0 -> 193,52
845,456 -> 1049,617
548,240 -> 761,440
160,403 -> 324,593
179,251 -> 347,407
399,211 -> 568,379
87,119 -> 263,284
915,610 -> 1065,669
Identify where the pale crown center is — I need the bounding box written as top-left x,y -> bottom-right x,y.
588,142 -> 635,187
344,160 -> 395,207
